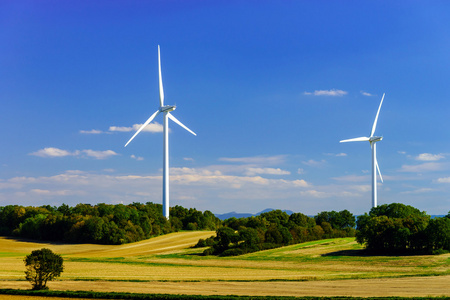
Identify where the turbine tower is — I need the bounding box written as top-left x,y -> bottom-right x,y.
125,45 -> 196,219
340,93 -> 385,208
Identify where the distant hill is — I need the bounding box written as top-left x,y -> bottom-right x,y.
214,208 -> 294,220
431,215 -> 446,219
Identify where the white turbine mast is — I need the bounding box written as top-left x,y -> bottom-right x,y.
340,93 -> 385,208
125,45 -> 196,219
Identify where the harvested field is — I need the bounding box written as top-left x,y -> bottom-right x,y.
1,233 -> 449,297
1,277 -> 450,297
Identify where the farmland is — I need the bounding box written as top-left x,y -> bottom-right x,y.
1,232 -> 449,297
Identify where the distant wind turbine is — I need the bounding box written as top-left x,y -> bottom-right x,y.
340,93 -> 385,208
125,45 -> 196,219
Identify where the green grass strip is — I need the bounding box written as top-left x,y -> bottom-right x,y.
0,289 -> 449,300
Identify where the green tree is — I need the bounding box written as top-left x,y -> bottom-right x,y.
289,212 -> 316,228
238,227 -> 260,250
315,210 -> 355,230
24,248 -> 64,290
426,217 -> 450,252
213,227 -> 239,253
356,203 -> 431,253
260,210 -> 290,227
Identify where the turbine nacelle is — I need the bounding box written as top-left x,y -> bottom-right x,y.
369,136 -> 383,143
160,105 -> 176,113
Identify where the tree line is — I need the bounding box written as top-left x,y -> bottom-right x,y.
195,209 -> 356,256
0,203 -> 221,244
2,201 -> 448,255
356,203 -> 450,254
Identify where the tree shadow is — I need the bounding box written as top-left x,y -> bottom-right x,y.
2,235 -> 66,246
321,249 -> 372,257
322,249 -> 431,257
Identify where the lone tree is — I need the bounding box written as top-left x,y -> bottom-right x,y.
24,248 -> 64,290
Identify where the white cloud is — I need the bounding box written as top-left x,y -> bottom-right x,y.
324,153 -> 347,157
399,162 -> 446,173
80,129 -> 103,134
244,167 -> 290,176
82,150 -> 118,160
304,89 -> 347,97
170,167 -> 222,176
297,168 -> 305,174
109,122 -> 164,133
131,155 -> 144,161
183,157 -> 194,162
30,148 -> 118,160
302,159 -> 326,167
437,177 -> 450,183
30,147 -> 78,158
108,126 -> 132,132
360,91 -> 374,96
415,153 -> 445,161
30,189 -> 74,196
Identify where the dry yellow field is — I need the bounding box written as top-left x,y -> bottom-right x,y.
1,232 -> 449,297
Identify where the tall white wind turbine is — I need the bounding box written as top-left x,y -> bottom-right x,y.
340,93 -> 385,208
125,45 -> 196,219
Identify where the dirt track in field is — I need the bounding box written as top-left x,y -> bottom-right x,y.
1,276 -> 449,297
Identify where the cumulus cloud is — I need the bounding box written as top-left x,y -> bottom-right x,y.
415,153 -> 445,161
324,153 -> 347,157
30,147 -> 78,158
108,126 -> 132,132
82,150 -> 118,159
79,129 -> 103,134
437,177 -> 450,183
30,189 -> 75,196
30,148 -> 118,160
0,162 -> 395,215
131,155 -> 144,161
399,162 -> 445,173
302,159 -> 326,167
360,91 -> 374,96
109,122 -> 164,133
304,89 -> 347,97
244,167 -> 290,176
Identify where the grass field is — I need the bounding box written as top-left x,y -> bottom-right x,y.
1,232 -> 449,297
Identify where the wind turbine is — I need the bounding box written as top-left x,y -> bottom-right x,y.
340,93 -> 385,208
125,45 -> 196,219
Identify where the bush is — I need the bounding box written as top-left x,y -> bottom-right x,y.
24,248 -> 64,290
356,203 -> 450,254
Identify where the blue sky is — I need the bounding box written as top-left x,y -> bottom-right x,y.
1,1 -> 450,215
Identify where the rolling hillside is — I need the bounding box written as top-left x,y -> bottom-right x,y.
1,232 -> 449,297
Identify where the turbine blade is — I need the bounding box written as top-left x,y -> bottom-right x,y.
370,93 -> 385,137
168,113 -> 196,136
376,158 -> 383,183
125,110 -> 160,147
340,137 -> 370,143
158,45 -> 164,107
